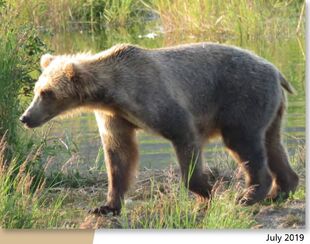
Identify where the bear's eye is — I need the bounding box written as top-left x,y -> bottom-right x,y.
40,90 -> 55,99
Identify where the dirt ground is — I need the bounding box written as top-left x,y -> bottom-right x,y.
254,200 -> 305,229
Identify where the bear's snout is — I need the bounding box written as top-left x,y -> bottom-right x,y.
19,114 -> 33,127
19,114 -> 37,128
19,115 -> 29,124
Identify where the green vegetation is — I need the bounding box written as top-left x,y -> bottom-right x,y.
120,176 -> 255,229
152,0 -> 304,41
7,0 -> 151,31
0,0 -> 305,229
0,2 -> 64,228
0,136 -> 67,228
0,1 -> 46,152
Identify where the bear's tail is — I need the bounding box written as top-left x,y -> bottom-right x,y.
279,73 -> 296,94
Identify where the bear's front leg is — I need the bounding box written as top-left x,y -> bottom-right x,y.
90,112 -> 138,216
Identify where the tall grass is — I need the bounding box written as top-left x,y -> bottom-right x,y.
152,0 -> 304,44
0,2 -> 46,152
0,2 -> 69,229
0,33 -> 20,147
5,0 -> 305,38
8,0 -> 150,31
0,136 -> 67,228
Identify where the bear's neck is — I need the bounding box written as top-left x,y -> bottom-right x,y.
78,58 -> 130,115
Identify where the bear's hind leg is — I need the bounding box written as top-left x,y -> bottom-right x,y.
222,128 -> 273,205
265,109 -> 299,201
91,112 -> 138,215
173,139 -> 212,201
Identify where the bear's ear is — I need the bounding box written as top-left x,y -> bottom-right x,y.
64,62 -> 76,80
40,53 -> 54,69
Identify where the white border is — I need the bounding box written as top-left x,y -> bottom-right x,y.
93,230 -> 306,244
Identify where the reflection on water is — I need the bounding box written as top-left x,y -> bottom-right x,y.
41,18 -> 305,171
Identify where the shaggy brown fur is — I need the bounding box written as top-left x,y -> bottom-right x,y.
20,43 -> 298,215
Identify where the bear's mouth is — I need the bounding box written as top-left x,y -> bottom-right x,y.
20,113 -> 56,129
23,120 -> 42,129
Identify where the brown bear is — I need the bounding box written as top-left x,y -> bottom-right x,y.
20,43 -> 299,215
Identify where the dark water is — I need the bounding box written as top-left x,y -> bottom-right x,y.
39,18 -> 305,172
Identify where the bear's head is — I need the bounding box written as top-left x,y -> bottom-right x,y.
20,53 -> 90,128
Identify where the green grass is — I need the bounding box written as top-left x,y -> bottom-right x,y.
120,177 -> 255,229
0,136 -> 67,229
8,0 -> 151,31
152,0 -> 304,41
0,2 -> 46,154
0,31 -> 22,148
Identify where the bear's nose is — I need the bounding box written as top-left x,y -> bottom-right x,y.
19,115 -> 29,124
